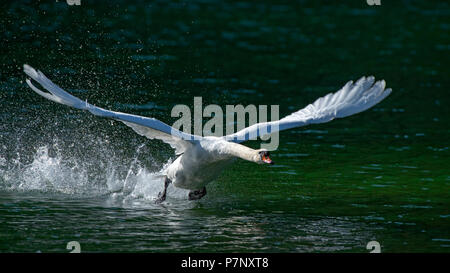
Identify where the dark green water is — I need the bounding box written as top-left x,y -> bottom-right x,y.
0,0 -> 449,252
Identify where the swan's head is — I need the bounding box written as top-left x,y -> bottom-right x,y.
257,149 -> 274,165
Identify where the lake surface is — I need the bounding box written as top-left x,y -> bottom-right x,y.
0,0 -> 449,252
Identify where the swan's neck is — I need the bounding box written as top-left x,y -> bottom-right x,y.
222,142 -> 259,163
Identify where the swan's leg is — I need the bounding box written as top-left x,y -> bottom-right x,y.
188,187 -> 207,201
155,176 -> 171,204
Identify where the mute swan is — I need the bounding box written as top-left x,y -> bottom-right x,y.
23,64 -> 392,202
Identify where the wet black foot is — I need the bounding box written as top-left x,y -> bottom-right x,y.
155,191 -> 166,204
188,187 -> 207,200
155,177 -> 171,204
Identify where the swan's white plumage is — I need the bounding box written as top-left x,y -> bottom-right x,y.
224,76 -> 391,143
23,64 -> 392,192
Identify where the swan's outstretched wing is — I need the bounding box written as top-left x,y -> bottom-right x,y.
224,76 -> 392,143
23,64 -> 197,154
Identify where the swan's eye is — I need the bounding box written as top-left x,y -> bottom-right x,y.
260,151 -> 274,165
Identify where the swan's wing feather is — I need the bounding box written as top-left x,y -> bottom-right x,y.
224,76 -> 392,143
121,122 -> 191,154
23,64 -> 196,154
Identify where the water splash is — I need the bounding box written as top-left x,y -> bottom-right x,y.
0,143 -> 189,204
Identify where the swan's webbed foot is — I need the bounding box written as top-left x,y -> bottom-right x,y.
155,177 -> 171,204
188,187 -> 207,201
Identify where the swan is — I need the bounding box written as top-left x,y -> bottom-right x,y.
23,64 -> 392,202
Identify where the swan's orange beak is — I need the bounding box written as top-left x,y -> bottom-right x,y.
262,153 -> 274,165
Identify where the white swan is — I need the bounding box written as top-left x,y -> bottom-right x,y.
23,64 -> 392,202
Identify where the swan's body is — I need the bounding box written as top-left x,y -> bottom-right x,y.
23,64 -> 392,202
166,138 -> 236,190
